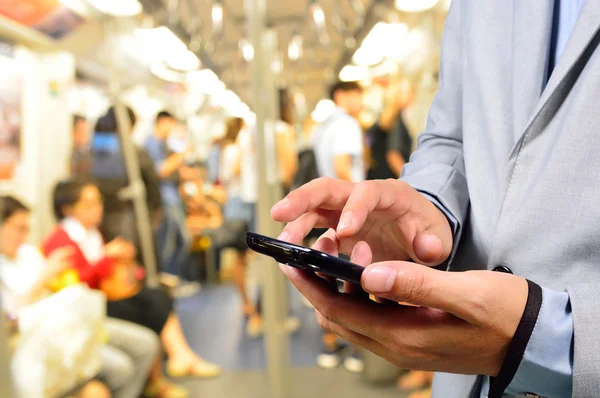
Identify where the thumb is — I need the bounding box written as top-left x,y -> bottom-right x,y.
410,198 -> 454,265
360,261 -> 498,323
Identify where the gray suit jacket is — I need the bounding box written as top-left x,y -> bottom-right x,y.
401,0 -> 600,397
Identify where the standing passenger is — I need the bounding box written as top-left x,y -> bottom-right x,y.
144,111 -> 193,288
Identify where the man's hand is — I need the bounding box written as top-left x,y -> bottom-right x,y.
281,236 -> 529,377
271,178 -> 453,265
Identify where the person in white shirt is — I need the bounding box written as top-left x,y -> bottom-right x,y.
312,81 -> 365,184
311,81 -> 366,373
0,195 -> 160,398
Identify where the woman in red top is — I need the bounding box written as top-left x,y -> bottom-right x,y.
43,179 -> 221,384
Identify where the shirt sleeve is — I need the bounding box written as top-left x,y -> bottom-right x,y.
143,138 -> 164,173
333,118 -> 363,156
418,191 -> 461,266
505,287 -> 573,397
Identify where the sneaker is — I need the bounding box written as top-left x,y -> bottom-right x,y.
172,281 -> 201,298
246,314 -> 264,338
284,316 -> 301,334
159,273 -> 180,288
247,316 -> 301,338
343,352 -> 365,373
316,344 -> 348,369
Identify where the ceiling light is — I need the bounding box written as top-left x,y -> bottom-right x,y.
310,2 -> 325,29
352,46 -> 382,66
288,34 -> 303,61
167,50 -> 200,71
135,26 -> 187,55
394,0 -> 439,12
151,62 -> 186,82
212,1 -> 224,33
239,39 -> 254,62
271,55 -> 283,74
86,0 -> 142,16
187,69 -> 226,95
339,65 -> 369,82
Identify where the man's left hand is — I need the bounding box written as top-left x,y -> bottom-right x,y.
281,236 -> 529,377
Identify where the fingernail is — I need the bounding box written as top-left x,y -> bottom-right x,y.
273,198 -> 288,209
278,231 -> 290,241
337,212 -> 353,230
364,266 -> 396,293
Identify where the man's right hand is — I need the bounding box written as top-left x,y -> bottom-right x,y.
271,178 -> 453,265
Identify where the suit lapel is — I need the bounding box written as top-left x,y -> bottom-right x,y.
511,0 -> 554,143
513,0 -> 600,149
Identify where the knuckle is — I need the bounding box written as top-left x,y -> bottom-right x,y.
316,311 -> 332,331
398,271 -> 428,304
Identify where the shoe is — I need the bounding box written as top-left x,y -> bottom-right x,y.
144,378 -> 189,398
246,316 -> 301,338
171,281 -> 201,298
343,352 -> 364,373
284,316 -> 301,334
316,344 -> 348,369
246,314 -> 264,338
159,273 -> 180,288
166,359 -> 222,379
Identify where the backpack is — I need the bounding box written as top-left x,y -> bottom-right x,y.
291,148 -> 320,191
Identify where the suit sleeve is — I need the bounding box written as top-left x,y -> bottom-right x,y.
400,0 -> 469,251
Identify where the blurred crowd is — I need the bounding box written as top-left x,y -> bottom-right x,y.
0,76 -> 433,398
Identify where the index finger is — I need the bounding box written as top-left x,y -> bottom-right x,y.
271,178 -> 354,223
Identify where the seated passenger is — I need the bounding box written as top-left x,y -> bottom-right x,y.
0,195 -> 158,398
42,180 -> 222,382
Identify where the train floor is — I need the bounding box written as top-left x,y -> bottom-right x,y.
174,283 -> 408,398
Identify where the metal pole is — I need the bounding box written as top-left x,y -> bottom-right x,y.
113,101 -> 160,288
0,208 -> 14,398
102,19 -> 159,288
245,0 -> 292,397
263,30 -> 291,318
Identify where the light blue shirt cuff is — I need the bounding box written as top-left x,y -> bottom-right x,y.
417,191 -> 460,267
480,287 -> 573,398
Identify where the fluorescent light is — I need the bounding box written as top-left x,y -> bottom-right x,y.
352,22 -> 408,64
136,27 -> 199,71
310,2 -> 325,29
212,1 -> 224,32
87,0 -> 142,16
229,101 -> 250,118
362,22 -> 408,57
212,89 -> 240,108
151,62 -> 186,82
339,65 -> 369,82
167,50 -> 201,71
239,39 -> 254,62
394,0 -> 439,12
352,46 -> 382,66
288,34 -> 303,61
135,26 -> 187,54
187,69 -> 226,95
271,55 -> 283,74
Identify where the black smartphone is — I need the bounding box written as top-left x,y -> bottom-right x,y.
245,232 -> 364,285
